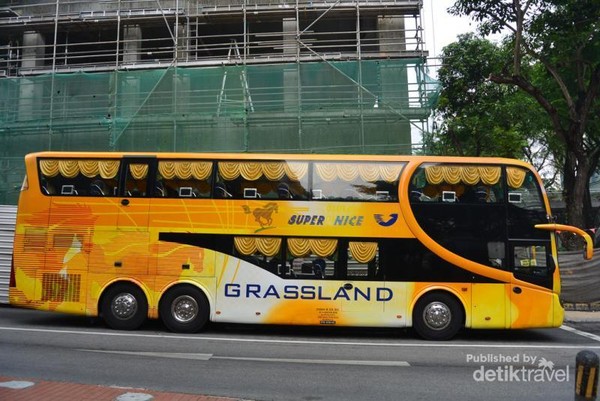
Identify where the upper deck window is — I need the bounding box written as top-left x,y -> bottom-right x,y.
156,160 -> 213,198
505,167 -> 544,211
39,158 -> 120,196
410,164 -> 504,204
217,161 -> 309,200
311,162 -> 404,201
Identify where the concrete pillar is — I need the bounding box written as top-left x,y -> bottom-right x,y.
21,31 -> 45,69
378,16 -> 406,54
176,23 -> 187,61
376,16 -> 410,153
122,25 -> 142,63
377,16 -> 408,108
283,18 -> 298,58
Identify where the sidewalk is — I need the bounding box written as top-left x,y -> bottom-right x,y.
0,377 -> 245,401
564,310 -> 600,323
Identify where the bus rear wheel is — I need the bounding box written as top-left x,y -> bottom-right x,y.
101,283 -> 148,330
160,286 -> 209,333
413,292 -> 463,341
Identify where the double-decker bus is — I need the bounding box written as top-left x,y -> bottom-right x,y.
9,152 -> 592,340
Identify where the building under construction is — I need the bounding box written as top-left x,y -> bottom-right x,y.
0,0 -> 436,203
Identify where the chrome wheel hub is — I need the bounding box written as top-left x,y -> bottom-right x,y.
171,295 -> 199,323
422,301 -> 451,330
112,293 -> 138,320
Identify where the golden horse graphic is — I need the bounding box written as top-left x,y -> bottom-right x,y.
242,202 -> 278,228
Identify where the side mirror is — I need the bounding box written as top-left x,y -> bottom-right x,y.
535,224 -> 593,260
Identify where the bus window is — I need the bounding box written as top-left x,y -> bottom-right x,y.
506,167 -> 544,210
124,163 -> 149,197
512,244 -> 551,277
347,241 -> 379,280
312,162 -> 402,201
289,255 -> 336,279
287,237 -> 337,279
380,239 -> 485,282
156,160 -> 213,198
233,236 -> 283,276
38,158 -> 120,197
409,164 -> 508,269
410,164 -> 503,204
218,161 -> 309,200
506,167 -> 549,239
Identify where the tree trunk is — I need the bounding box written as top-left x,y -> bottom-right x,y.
562,151 -> 591,229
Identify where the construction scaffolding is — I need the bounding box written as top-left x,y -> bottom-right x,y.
0,0 -> 438,204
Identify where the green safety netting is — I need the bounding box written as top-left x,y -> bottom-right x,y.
0,58 -> 436,204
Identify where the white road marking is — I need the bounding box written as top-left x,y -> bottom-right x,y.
0,381 -> 35,389
115,393 -> 154,401
1,325 -> 600,349
560,325 -> 600,342
79,349 -> 213,360
212,356 -> 410,367
78,349 -> 410,366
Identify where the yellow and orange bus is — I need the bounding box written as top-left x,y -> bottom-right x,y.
9,151 -> 592,340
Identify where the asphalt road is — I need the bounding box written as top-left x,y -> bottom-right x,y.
1,306 -> 599,401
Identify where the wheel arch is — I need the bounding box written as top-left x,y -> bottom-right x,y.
157,281 -> 214,320
409,287 -> 468,328
97,278 -> 152,318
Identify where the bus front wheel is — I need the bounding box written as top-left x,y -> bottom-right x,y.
160,286 -> 209,333
413,292 -> 464,341
101,283 -> 148,330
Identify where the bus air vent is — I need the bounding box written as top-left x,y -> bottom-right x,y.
41,273 -> 81,302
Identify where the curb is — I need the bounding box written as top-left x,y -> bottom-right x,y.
0,377 -> 244,401
563,302 -> 600,312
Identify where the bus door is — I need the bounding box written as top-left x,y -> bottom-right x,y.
505,167 -> 556,328
112,157 -> 155,275
508,240 -> 555,328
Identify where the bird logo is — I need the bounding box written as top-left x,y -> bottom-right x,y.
374,213 -> 398,227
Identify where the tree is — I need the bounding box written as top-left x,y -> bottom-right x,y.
449,0 -> 600,228
428,33 -> 559,183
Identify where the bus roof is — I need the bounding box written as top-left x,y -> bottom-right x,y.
27,151 -> 533,168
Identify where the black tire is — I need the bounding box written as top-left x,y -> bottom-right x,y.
101,283 -> 148,330
413,292 -> 464,341
160,285 -> 210,333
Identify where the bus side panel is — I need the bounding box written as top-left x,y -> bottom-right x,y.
214,255 -> 405,327
213,255 -> 342,326
12,180 -> 90,315
471,283 -> 509,329
11,210 -> 51,309
509,283 -> 559,328
11,161 -> 51,309
38,199 -> 93,314
152,242 -> 217,319
148,199 -> 412,238
88,231 -> 150,276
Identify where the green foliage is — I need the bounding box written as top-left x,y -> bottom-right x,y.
427,34 -> 549,160
436,0 -> 600,228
